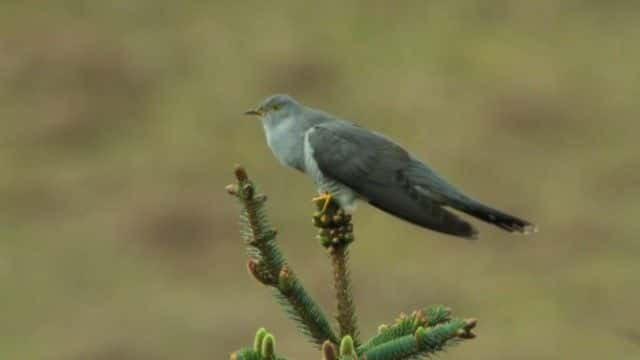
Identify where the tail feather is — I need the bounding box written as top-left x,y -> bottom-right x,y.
450,199 -> 536,234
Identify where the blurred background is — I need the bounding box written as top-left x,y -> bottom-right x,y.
1,1 -> 639,359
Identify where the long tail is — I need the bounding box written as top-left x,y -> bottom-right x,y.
448,198 -> 536,234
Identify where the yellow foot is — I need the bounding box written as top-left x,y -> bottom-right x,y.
312,192 -> 333,213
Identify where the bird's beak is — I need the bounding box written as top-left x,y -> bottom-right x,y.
244,109 -> 262,116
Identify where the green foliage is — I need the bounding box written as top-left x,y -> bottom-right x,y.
228,167 -> 476,359
361,319 -> 476,360
357,305 -> 452,353
228,167 -> 339,347
274,266 -> 339,345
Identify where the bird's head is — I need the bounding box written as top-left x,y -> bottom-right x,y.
245,94 -> 301,121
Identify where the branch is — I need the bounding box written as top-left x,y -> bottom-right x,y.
357,305 -> 452,354
360,318 -> 477,360
227,166 -> 339,347
313,198 -> 359,345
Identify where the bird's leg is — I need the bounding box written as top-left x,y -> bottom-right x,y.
312,192 -> 333,213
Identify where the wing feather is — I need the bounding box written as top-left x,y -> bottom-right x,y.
306,122 -> 476,238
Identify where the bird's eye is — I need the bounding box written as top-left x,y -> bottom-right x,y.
272,104 -> 281,111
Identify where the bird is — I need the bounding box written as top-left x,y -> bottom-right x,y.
245,94 -> 535,239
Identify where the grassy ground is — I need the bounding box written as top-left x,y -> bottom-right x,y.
1,1 -> 639,358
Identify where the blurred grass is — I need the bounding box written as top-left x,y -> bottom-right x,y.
1,0 -> 639,359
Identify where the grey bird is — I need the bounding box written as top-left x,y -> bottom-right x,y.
245,94 -> 535,239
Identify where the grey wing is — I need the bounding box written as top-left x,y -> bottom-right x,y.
305,122 -> 476,238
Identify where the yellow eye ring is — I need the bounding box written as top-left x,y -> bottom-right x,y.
272,104 -> 281,111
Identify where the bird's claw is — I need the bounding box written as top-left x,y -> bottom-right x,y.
312,192 -> 333,213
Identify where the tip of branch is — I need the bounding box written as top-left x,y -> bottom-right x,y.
339,335 -> 356,357
322,341 -> 338,360
464,318 -> 478,331
456,328 -> 477,339
253,327 -> 268,352
234,164 -> 248,182
456,318 -> 478,339
261,334 -> 276,358
377,324 -> 389,334
226,184 -> 239,195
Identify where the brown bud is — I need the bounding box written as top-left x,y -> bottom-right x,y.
234,164 -> 248,181
463,318 -> 478,331
397,312 -> 408,322
278,266 -> 294,293
456,328 -> 476,339
247,260 -> 270,286
321,340 -> 338,360
415,309 -> 427,325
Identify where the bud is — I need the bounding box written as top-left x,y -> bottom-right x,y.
234,165 -> 248,181
278,266 -> 293,293
318,235 -> 332,248
322,341 -> 338,360
343,233 -> 354,243
414,326 -> 427,343
253,327 -> 268,352
415,309 -> 427,325
332,214 -> 344,224
456,328 -> 476,339
261,334 -> 276,359
247,260 -> 270,286
464,318 -> 478,331
339,336 -> 356,358
225,184 -> 238,195
397,312 -> 408,322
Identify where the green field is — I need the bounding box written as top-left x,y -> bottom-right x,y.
1,1 -> 639,359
